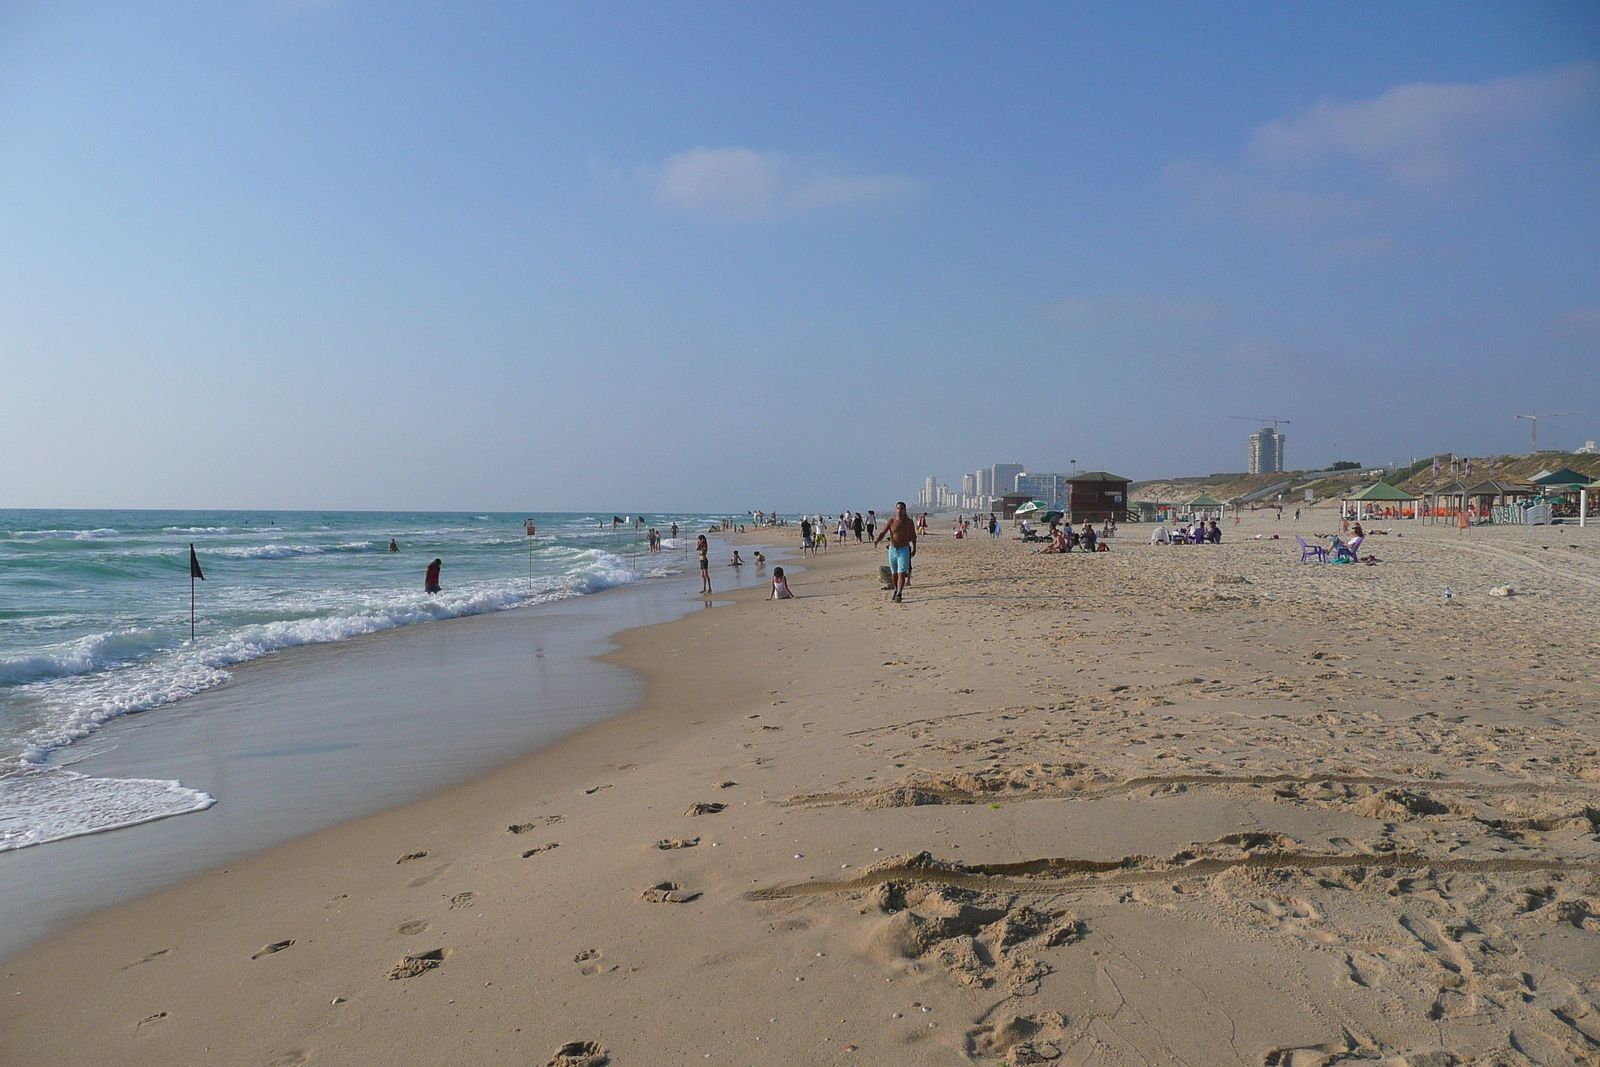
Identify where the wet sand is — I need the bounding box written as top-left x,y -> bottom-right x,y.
3,512 -> 1597,1066
0,546 -> 768,960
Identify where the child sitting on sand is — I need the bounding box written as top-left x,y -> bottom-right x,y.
729,551 -> 744,567
769,567 -> 795,599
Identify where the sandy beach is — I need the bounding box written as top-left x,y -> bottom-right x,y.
4,511 -> 1599,1067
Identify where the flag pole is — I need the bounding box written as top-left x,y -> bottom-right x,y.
188,542 -> 206,642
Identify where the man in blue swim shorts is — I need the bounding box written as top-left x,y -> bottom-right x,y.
874,500 -> 918,603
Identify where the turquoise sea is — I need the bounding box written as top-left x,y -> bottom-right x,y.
0,509 -> 717,850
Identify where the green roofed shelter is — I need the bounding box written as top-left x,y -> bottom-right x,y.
1530,468 -> 1591,488
1186,492 -> 1225,518
1065,471 -> 1132,524
1343,480 -> 1418,519
1345,482 -> 1416,501
1582,480 -> 1600,528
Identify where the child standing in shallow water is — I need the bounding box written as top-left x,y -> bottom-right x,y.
769,567 -> 795,599
697,535 -> 711,593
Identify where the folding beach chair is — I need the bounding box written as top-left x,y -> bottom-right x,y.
1296,535 -> 1328,563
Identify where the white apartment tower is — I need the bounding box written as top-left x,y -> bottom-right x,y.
990,463 -> 1025,497
1249,429 -> 1286,474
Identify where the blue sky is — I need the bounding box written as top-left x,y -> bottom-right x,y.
2,2 -> 1596,510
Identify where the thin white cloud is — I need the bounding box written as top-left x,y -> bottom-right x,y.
1248,63 -> 1598,186
1171,63 -> 1599,227
640,147 -> 914,220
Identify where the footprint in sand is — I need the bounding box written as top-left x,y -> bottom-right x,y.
448,892 -> 476,910
135,1011 -> 168,1031
396,851 -> 428,864
396,920 -> 430,936
387,948 -> 447,980
573,948 -> 607,976
641,881 -> 700,904
715,780 -> 738,789
654,837 -> 699,850
407,863 -> 452,888
584,784 -> 612,795
522,842 -> 560,858
546,1040 -> 609,1067
684,802 -> 726,816
509,816 -> 565,833
251,940 -> 296,960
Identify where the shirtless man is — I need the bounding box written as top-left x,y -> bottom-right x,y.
873,501 -> 918,603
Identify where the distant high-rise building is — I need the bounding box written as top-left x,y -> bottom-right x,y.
961,474 -> 975,496
975,469 -> 991,499
991,463 -> 1025,496
1249,429 -> 1285,474
1015,472 -> 1067,505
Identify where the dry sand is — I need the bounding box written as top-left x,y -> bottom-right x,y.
3,511 -> 1599,1067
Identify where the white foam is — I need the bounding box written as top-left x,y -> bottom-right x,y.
7,528 -> 121,541
8,548 -> 648,765
210,544 -> 326,560
0,766 -> 215,851
0,628 -> 168,686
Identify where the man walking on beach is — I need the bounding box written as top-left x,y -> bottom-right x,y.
874,501 -> 917,603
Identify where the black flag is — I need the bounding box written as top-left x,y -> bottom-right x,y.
189,544 -> 206,580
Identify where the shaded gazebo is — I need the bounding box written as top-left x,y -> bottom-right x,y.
1467,479 -> 1538,516
1342,481 -> 1418,520
1420,480 -> 1473,523
1187,492 -> 1225,520
1530,468 -> 1591,489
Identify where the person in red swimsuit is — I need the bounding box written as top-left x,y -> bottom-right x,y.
424,558 -> 442,593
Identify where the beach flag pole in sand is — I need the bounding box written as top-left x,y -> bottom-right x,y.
188,543 -> 205,642
524,519 -> 537,582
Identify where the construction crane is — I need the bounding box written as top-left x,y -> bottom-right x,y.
1513,411 -> 1582,453
1229,415 -> 1291,433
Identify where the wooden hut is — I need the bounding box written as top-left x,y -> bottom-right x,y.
998,492 -> 1036,519
1065,472 -> 1131,524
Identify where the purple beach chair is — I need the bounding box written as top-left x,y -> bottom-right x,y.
1296,535 -> 1328,563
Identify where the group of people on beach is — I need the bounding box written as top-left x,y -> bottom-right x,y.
1149,519 -> 1222,546
643,524 -> 680,554
797,510 -> 883,555
1036,520 -> 1107,554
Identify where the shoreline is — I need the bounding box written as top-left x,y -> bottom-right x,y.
4,517 -> 1597,1066
0,531 -> 764,960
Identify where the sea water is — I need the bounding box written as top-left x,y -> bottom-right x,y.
0,509 -> 714,850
